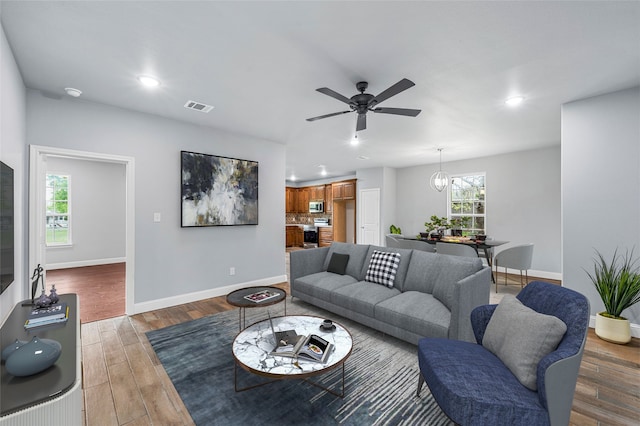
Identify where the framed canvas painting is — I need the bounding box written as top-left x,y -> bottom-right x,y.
181,151 -> 258,227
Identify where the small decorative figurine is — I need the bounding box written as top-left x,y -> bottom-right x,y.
48,284 -> 59,304
35,289 -> 51,308
30,264 -> 44,305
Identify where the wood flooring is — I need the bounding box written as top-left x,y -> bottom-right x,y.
46,263 -> 125,323
56,260 -> 639,425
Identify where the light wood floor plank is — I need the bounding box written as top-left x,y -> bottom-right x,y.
85,381 -> 119,426
82,342 -> 109,389
108,361 -> 148,425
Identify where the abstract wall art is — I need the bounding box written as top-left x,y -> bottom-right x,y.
181,151 -> 258,227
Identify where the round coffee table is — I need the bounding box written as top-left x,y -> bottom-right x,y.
226,286 -> 287,330
232,315 -> 353,397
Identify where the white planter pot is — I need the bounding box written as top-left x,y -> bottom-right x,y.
595,312 -> 631,344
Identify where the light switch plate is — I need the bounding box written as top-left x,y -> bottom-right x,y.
153,213 -> 161,222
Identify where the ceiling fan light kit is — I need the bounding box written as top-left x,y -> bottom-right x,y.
306,78 -> 422,132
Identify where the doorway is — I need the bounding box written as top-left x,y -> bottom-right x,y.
29,145 -> 135,318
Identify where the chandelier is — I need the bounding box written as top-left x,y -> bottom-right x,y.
429,148 -> 450,192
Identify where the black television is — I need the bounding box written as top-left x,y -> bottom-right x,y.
0,161 -> 14,294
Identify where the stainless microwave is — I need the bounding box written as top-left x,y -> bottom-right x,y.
309,201 -> 324,213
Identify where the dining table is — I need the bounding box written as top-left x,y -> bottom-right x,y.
418,236 -> 509,283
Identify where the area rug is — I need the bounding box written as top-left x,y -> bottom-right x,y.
146,299 -> 453,426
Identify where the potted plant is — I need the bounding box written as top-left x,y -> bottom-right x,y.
389,224 -> 402,235
423,215 -> 449,240
449,216 -> 471,237
586,249 -> 640,344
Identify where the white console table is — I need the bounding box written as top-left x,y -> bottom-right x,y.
0,294 -> 82,425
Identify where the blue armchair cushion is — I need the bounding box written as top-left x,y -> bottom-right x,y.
482,294 -> 567,390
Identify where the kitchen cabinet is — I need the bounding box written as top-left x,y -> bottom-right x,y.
309,185 -> 325,202
318,227 -> 333,247
285,187 -> 298,213
325,184 -> 333,214
286,226 -> 303,247
332,180 -> 356,200
297,188 -> 310,213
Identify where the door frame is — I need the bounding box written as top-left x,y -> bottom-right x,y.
29,145 -> 135,315
358,188 -> 381,245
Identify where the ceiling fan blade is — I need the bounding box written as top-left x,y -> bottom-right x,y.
368,78 -> 415,107
356,114 -> 367,132
316,87 -> 354,105
306,110 -> 352,122
372,107 -> 422,117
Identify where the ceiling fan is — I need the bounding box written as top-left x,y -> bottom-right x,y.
306,78 -> 421,132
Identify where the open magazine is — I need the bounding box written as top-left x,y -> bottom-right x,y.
267,315 -> 334,363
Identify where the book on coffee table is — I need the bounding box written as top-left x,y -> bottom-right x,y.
243,289 -> 280,303
271,333 -> 334,363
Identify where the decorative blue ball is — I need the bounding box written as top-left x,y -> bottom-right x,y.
5,336 -> 62,377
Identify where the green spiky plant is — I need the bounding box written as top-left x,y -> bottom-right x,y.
586,249 -> 640,319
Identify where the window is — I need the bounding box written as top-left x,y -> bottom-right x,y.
449,173 -> 485,235
46,174 -> 70,245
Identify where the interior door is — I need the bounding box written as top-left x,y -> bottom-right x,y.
359,188 -> 380,245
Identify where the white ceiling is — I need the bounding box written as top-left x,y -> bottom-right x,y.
2,1 -> 639,182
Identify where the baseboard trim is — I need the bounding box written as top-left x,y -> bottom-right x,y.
132,275 -> 288,314
589,315 -> 640,338
494,268 -> 562,281
46,257 -> 126,270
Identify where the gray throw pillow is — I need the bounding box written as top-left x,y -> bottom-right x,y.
327,253 -> 349,275
482,295 -> 567,391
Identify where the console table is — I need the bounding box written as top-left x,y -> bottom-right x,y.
0,294 -> 82,425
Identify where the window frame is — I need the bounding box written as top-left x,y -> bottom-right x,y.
45,173 -> 72,247
447,172 -> 486,235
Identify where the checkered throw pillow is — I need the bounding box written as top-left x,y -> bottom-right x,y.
365,250 -> 401,288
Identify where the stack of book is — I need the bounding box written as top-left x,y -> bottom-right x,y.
24,302 -> 69,329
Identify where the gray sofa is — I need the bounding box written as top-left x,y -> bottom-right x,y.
290,242 -> 491,344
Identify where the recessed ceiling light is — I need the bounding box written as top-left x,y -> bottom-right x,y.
320,169 -> 327,176
137,75 -> 161,87
505,96 -> 525,106
64,87 -> 82,97
357,155 -> 370,160
290,174 -> 296,181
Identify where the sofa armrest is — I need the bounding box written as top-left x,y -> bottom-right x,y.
289,247 -> 330,289
449,266 -> 491,342
470,304 -> 498,344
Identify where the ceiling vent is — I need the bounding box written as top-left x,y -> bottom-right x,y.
184,100 -> 214,113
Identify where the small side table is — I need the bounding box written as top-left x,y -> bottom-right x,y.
226,286 -> 287,330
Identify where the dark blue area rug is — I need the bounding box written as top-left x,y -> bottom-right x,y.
146,300 -> 452,425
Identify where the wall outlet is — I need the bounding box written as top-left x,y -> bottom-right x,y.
153,212 -> 161,222
229,267 -> 235,276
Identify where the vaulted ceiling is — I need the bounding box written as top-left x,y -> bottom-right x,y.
2,1 -> 638,182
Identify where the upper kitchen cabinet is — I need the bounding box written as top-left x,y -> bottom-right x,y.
325,184 -> 333,214
286,187 -> 298,213
309,185 -> 326,202
297,188 -> 310,213
332,180 -> 356,200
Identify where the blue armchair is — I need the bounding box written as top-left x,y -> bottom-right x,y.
416,281 -> 590,426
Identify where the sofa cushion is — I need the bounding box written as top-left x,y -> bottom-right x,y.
375,292 -> 451,338
323,242 -> 371,281
331,281 -> 401,317
360,245 -> 413,291
364,250 -> 401,288
293,272 -> 358,301
327,253 -> 349,275
403,251 -> 442,294
482,295 -> 567,391
431,255 -> 484,310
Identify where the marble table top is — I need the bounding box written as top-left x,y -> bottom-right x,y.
232,315 -> 353,377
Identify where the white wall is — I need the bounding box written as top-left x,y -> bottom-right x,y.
45,156 -> 126,268
0,18 -> 26,323
562,87 -> 640,327
396,146 -> 562,276
26,90 -> 286,306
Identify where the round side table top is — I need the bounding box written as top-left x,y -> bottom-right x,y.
226,286 -> 286,309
